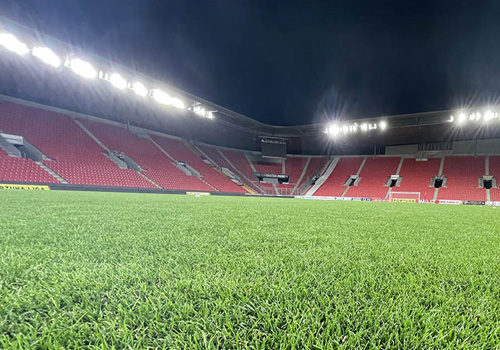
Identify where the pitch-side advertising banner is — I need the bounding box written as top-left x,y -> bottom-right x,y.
0,184 -> 50,190
392,198 -> 417,203
437,199 -> 462,205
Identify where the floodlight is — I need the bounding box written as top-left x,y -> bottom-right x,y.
193,106 -> 206,117
68,58 -> 97,79
32,47 -> 61,67
151,90 -> 172,105
109,73 -> 127,90
207,111 -> 215,119
380,121 -> 387,130
360,123 -> 368,131
458,113 -> 466,124
328,125 -> 340,135
0,33 -> 29,55
449,115 -> 455,122
170,97 -> 185,109
485,110 -> 494,121
132,82 -> 148,97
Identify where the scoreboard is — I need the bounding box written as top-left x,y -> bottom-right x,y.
261,137 -> 287,158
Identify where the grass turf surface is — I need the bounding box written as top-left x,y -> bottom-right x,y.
1,191 -> 500,349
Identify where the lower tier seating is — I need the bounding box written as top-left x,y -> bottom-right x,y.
438,156 -> 486,201
0,150 -> 58,183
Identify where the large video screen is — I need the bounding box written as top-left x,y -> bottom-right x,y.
261,138 -> 287,158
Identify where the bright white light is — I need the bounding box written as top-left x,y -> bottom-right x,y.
328,125 -> 340,135
32,47 -> 61,67
68,58 -> 97,79
109,73 -> 127,90
193,106 -> 206,117
360,123 -> 368,131
458,113 -> 466,124
132,82 -> 148,97
379,121 -> 387,130
449,115 -> 455,122
485,110 -> 494,121
207,111 -> 214,119
0,33 -> 29,55
152,90 -> 171,105
151,90 -> 185,109
170,97 -> 185,109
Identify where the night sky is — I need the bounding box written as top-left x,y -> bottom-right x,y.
1,0 -> 500,126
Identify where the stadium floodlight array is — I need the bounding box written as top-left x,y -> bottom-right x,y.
151,90 -> 185,109
131,82 -> 148,97
189,105 -> 215,119
449,110 -> 500,125
324,120 -> 388,136
0,32 -> 29,55
0,29 -> 214,118
65,58 -> 98,79
32,47 -> 61,67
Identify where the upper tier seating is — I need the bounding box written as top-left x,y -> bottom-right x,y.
78,119 -> 213,191
0,102 -> 153,188
252,159 -> 282,175
151,136 -> 247,193
396,158 -> 441,201
314,157 -> 364,197
438,156 -> 486,201
490,156 -> 500,201
345,157 -> 401,199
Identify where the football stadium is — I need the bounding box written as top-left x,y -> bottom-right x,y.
1,4 -> 500,349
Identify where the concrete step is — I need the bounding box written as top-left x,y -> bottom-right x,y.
74,118 -> 110,152
291,157 -> 311,196
36,162 -> 69,184
138,171 -> 161,189
305,157 -> 339,196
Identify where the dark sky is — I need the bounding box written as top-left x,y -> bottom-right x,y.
2,0 -> 500,126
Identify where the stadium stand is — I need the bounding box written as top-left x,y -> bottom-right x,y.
252,158 -> 282,175
150,135 -> 247,193
1,100 -> 499,201
438,156 -> 486,201
0,102 -> 154,188
314,157 -> 364,197
344,157 -> 401,199
490,156 -> 500,201
220,149 -> 261,188
78,119 -> 214,191
396,158 -> 441,201
0,149 -> 58,183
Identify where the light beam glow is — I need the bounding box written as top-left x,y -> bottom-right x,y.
0,33 -> 29,55
68,58 -> 97,79
109,73 -> 127,90
132,82 -> 148,97
32,47 -> 61,67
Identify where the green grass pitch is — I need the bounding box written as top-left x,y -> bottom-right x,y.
1,190 -> 500,349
